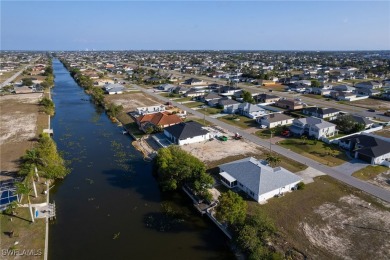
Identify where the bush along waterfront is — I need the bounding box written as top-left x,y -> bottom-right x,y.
155,146 -> 214,201
39,96 -> 55,116
40,58 -> 55,89
60,59 -> 126,123
215,193 -> 282,259
61,60 -> 105,106
19,133 -> 70,181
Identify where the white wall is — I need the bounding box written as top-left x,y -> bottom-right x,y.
373,153 -> 390,165
256,181 -> 300,202
178,133 -> 211,145
269,119 -> 294,128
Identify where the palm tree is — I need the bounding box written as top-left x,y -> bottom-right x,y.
265,154 -> 281,168
23,149 -> 45,172
21,149 -> 46,197
300,135 -> 308,144
16,182 -> 34,223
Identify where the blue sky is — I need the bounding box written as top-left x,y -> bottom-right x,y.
1,1 -> 389,50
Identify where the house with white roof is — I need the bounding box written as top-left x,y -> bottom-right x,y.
257,113 -> 294,128
219,157 -> 302,203
136,105 -> 166,115
289,116 -> 337,139
237,103 -> 267,119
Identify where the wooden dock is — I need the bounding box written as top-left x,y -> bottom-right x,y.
182,185 -> 233,239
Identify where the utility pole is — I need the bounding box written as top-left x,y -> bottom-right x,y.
203,106 -> 206,126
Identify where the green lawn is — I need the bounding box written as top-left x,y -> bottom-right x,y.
174,97 -> 193,102
254,127 -> 287,139
184,101 -> 205,108
279,138 -> 349,166
352,165 -> 389,180
116,112 -> 144,139
159,92 -> 179,98
301,94 -> 324,99
197,107 -> 223,115
218,115 -> 257,129
186,117 -> 212,126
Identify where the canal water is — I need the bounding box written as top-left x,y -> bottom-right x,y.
48,59 -> 233,260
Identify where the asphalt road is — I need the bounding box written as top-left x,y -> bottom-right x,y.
132,84 -> 390,203
0,58 -> 41,88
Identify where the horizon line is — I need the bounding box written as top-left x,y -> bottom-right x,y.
1,49 -> 390,52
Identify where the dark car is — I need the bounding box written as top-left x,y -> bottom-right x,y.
367,109 -> 376,112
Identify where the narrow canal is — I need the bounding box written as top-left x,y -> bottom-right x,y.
48,59 -> 234,259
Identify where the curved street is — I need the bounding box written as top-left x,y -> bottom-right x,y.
132,84 -> 390,203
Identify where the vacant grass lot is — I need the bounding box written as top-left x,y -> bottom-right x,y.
218,115 -> 257,129
279,138 -> 349,166
352,165 -> 389,180
349,98 -> 390,111
250,175 -> 390,259
256,83 -> 286,92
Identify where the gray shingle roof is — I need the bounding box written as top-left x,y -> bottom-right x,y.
219,157 -> 302,195
339,134 -> 390,158
262,113 -> 293,123
238,103 -> 264,113
219,98 -> 239,106
351,115 -> 373,125
296,117 -> 336,129
164,121 -> 209,140
304,107 -> 341,116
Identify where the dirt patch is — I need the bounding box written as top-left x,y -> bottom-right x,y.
105,92 -> 162,112
368,170 -> 390,191
301,195 -> 390,260
181,138 -> 261,165
350,98 -> 390,111
0,112 -> 37,144
0,93 -> 44,177
374,127 -> 390,138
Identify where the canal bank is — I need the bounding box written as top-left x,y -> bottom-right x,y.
48,59 -> 234,259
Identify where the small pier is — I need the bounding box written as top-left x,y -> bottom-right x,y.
182,185 -> 233,239
34,201 -> 56,220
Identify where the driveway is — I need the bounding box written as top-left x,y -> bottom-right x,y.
332,159 -> 369,176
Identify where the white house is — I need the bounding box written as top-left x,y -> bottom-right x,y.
237,103 -> 267,119
164,121 -> 211,145
289,117 -> 337,139
219,157 -> 302,203
136,105 -> 166,115
157,83 -> 176,92
103,83 -> 125,94
302,107 -> 342,121
257,113 -> 294,128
